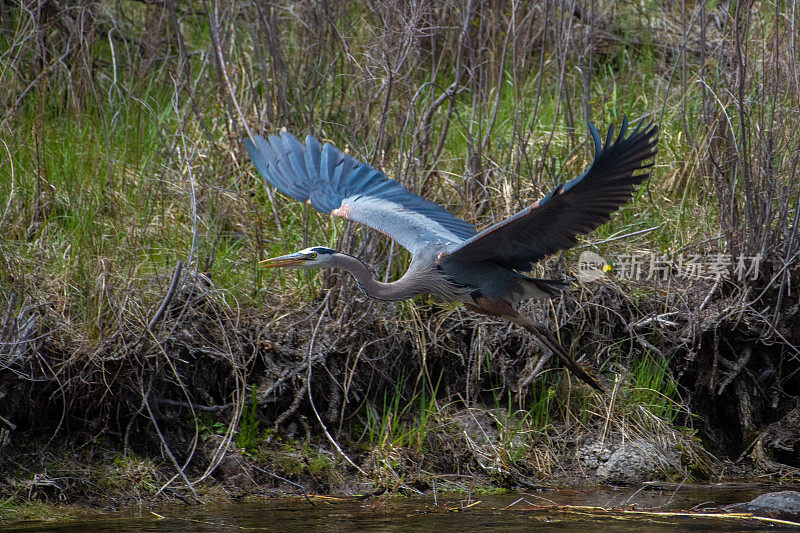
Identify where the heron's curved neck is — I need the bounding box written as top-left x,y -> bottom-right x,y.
330,253 -> 423,301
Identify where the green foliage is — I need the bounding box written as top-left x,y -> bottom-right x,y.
303,446 -> 337,481
627,352 -> 680,423
236,385 -> 261,452
273,441 -> 306,477
185,412 -> 226,442
526,379 -> 557,430
107,454 -> 158,493
365,372 -> 441,452
269,439 -> 336,482
361,370 -> 443,481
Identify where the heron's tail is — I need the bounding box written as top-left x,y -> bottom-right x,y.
522,278 -> 569,299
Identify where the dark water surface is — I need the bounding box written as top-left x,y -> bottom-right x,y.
4,485 -> 797,532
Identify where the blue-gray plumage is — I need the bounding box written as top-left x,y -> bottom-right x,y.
245,118 -> 659,392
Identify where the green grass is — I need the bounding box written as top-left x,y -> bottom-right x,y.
1,2 -> 729,334
627,351 -> 681,424
237,385 -> 261,452
365,370 -> 441,453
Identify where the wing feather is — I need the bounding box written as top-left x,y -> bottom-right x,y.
445,118 -> 658,270
244,132 -> 476,254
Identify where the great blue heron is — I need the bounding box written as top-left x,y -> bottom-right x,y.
245,118 -> 658,392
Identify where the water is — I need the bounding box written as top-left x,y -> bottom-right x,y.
4,485 -> 796,532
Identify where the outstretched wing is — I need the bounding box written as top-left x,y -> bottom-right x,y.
244,132 -> 476,254
445,118 -> 658,270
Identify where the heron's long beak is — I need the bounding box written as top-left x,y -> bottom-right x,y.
259,252 -> 308,269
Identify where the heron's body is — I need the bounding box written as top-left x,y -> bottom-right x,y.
245,118 -> 659,391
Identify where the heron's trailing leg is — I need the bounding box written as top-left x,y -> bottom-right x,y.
465,302 -> 604,392
505,314 -> 604,392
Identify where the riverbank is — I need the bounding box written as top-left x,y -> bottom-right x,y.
2,258 -> 796,513
0,269 -> 794,518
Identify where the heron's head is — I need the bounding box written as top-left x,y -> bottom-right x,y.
259,246 -> 339,270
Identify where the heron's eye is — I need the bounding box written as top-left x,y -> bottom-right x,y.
310,252 -> 317,258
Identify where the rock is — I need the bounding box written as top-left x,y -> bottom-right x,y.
577,442 -> 612,470
594,439 -> 678,485
753,406 -> 800,472
723,491 -> 800,520
451,408 -> 499,444
203,434 -> 254,488
449,408 -> 510,476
